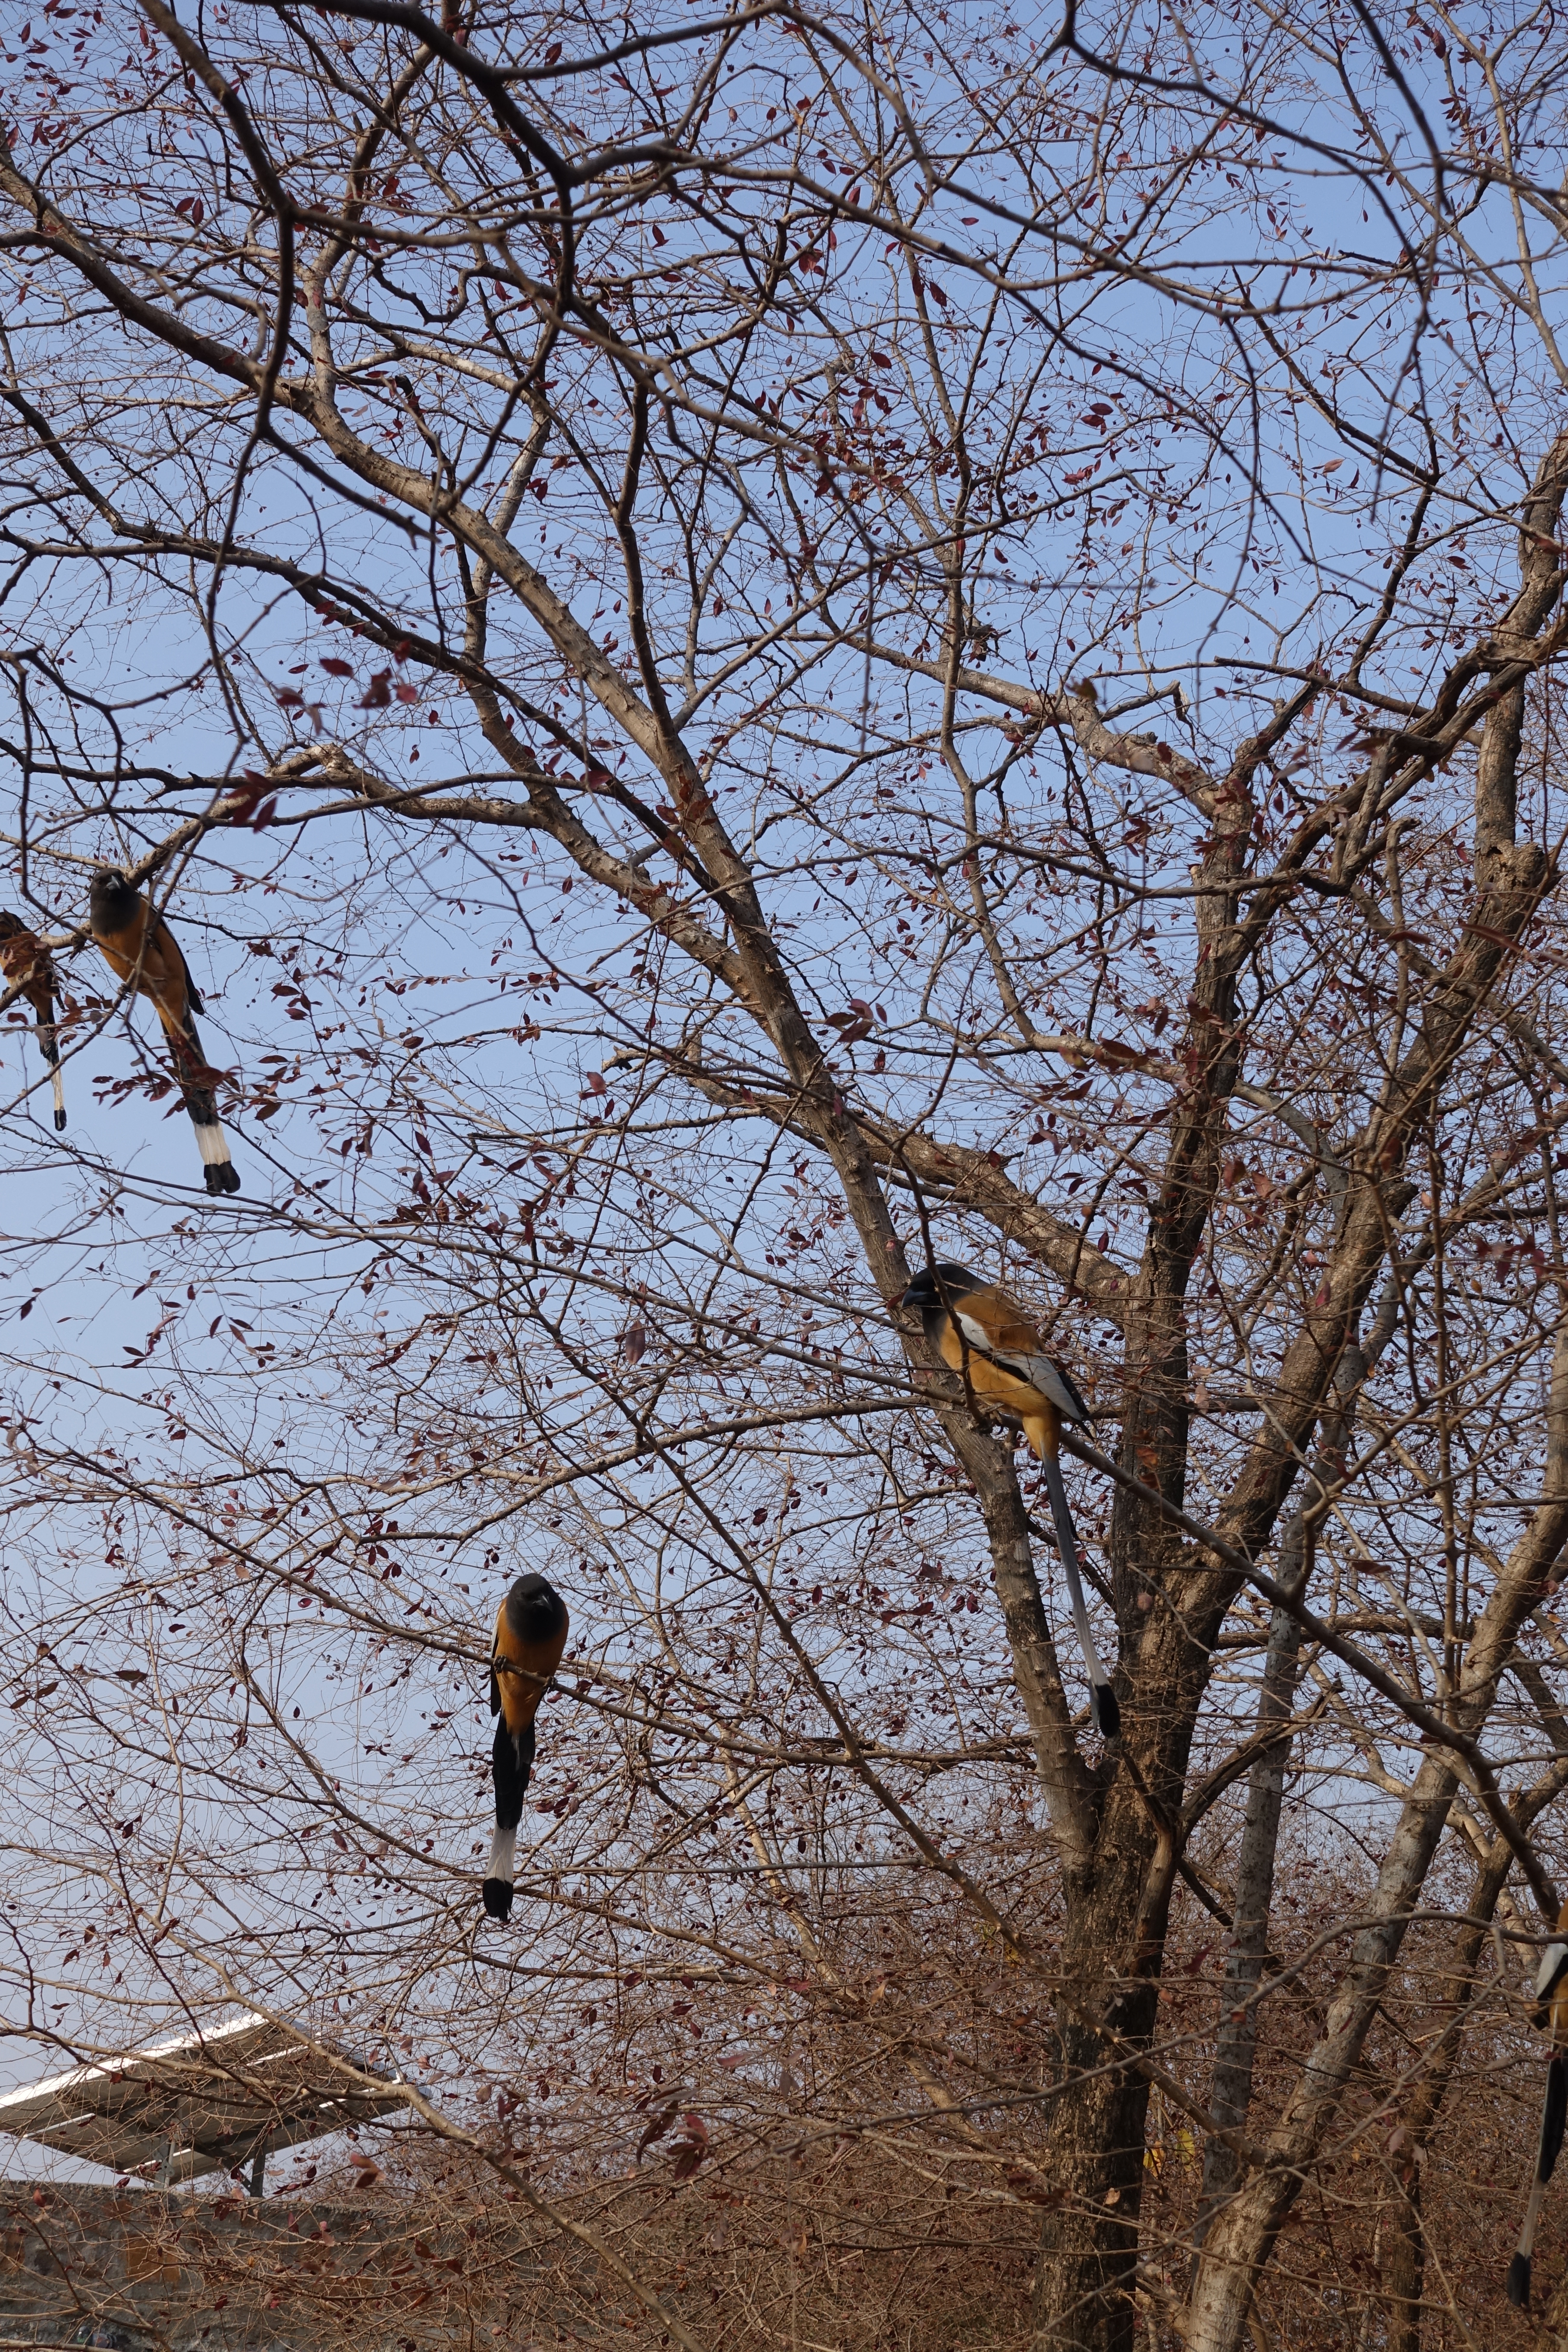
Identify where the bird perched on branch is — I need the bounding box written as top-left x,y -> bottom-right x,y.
88,870 -> 239,1196
899,1261 -> 1119,1739
0,914 -> 65,1130
1508,1901 -> 1568,2305
483,1572 -> 570,1923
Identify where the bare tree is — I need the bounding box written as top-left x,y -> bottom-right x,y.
3,1 -> 1568,2348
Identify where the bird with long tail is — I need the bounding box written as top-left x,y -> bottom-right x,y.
0,914 -> 65,1130
484,1572 -> 570,1922
898,1261 -> 1119,1738
1508,1899 -> 1568,2306
88,870 -> 239,1195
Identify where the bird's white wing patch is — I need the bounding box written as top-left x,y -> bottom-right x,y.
954,1310 -> 1002,1360
1537,1939 -> 1568,2001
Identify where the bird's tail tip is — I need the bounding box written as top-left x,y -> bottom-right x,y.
52,1109 -> 66,1133
197,1120 -> 241,1194
1092,1684 -> 1121,1740
1507,2251 -> 1532,2307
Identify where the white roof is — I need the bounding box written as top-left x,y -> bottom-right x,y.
0,2014 -> 407,2184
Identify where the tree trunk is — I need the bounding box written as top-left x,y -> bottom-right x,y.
1382,2169 -> 1423,2352
1192,1590 -> 1303,2238
1033,1999 -> 1157,2350
1033,1609 -> 1211,2349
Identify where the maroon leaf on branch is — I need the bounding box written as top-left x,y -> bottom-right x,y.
635,2101 -> 680,2162
668,2113 -> 709,2180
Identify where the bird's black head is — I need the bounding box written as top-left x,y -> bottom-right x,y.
503,1571 -> 567,1642
899,1262 -> 980,1312
89,868 -> 138,928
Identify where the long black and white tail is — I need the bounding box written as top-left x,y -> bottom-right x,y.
1041,1452 -> 1120,1740
1509,2052 -> 1568,2306
34,1015 -> 64,1131
483,1717 -> 537,1923
168,1012 -> 239,1196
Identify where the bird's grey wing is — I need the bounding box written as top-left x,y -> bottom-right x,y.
1024,1352 -> 1089,1424
952,1311 -> 1086,1421
955,1310 -> 1066,1399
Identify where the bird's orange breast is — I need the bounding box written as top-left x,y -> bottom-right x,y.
93,914 -> 187,1020
493,1599 -> 570,1736
92,912 -> 145,973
